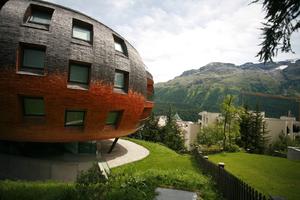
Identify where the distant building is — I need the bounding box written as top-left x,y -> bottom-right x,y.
157,114 -> 200,151
178,121 -> 200,151
157,116 -> 167,127
265,116 -> 300,144
198,111 -> 221,127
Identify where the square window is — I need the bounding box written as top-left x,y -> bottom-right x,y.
23,97 -> 45,116
68,63 -> 90,85
26,4 -> 54,26
65,110 -> 86,127
29,10 -> 52,25
72,19 -> 93,42
22,47 -> 45,70
113,35 -> 128,56
114,70 -> 128,93
106,111 -> 122,126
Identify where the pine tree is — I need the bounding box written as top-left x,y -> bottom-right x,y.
161,106 -> 185,152
239,104 -> 268,153
253,0 -> 300,62
133,113 -> 161,142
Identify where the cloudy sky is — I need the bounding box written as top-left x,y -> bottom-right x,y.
46,0 -> 300,83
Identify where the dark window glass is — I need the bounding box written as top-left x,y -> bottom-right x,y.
114,70 -> 128,92
26,4 -> 54,26
114,71 -> 124,88
106,111 -> 121,125
22,48 -> 45,69
69,63 -> 90,85
73,26 -> 91,41
23,97 -> 45,116
72,19 -> 93,42
65,110 -> 85,126
29,10 -> 52,25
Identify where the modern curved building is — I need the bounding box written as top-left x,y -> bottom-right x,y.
0,0 -> 154,142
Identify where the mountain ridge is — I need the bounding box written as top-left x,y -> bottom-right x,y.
154,59 -> 300,121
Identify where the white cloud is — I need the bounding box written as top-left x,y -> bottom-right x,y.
45,0 -> 300,83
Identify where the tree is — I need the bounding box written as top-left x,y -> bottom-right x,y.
133,113 -> 161,142
253,0 -> 300,62
220,95 -> 240,149
239,106 -> 252,148
160,107 -> 185,152
239,104 -> 268,153
134,108 -> 185,152
197,124 -> 223,147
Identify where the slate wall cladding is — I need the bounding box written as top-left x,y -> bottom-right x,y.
0,0 -> 154,142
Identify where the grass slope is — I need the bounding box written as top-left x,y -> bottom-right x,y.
0,139 -> 221,200
0,181 -> 75,200
112,139 -> 221,199
209,152 -> 300,200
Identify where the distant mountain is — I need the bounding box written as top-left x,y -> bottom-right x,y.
154,60 -> 300,121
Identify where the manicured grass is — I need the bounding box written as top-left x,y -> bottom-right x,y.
0,180 -> 76,200
112,138 -> 221,200
0,139 -> 221,200
208,152 -> 300,200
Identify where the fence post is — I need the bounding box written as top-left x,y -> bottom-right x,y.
218,162 -> 225,197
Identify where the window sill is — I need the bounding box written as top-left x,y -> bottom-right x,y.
21,23 -> 49,31
23,116 -> 46,123
64,126 -> 85,131
17,70 -> 45,77
71,38 -> 92,47
103,125 -> 117,131
67,83 -> 89,91
113,88 -> 128,94
115,51 -> 129,59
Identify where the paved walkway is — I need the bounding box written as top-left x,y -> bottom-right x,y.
155,188 -> 198,200
99,139 -> 149,168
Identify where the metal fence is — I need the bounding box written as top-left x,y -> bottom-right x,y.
193,150 -> 270,200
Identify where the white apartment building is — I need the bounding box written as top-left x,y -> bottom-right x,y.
198,111 -> 221,127
198,110 -> 300,145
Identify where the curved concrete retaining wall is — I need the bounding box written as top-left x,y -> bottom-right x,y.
287,146 -> 300,161
0,153 -> 96,182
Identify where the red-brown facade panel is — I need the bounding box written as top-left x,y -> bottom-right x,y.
0,0 -> 154,142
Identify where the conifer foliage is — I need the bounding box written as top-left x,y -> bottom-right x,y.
239,105 -> 268,153
133,109 -> 185,152
160,108 -> 185,152
254,0 -> 300,62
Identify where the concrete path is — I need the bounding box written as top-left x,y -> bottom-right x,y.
155,188 -> 198,200
99,139 -> 149,168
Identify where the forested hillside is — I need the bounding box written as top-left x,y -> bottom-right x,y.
154,60 -> 300,121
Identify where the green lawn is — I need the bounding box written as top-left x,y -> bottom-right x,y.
112,139 -> 221,200
208,152 -> 300,200
0,139 -> 221,200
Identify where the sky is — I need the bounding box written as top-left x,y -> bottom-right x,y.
46,0 -> 300,83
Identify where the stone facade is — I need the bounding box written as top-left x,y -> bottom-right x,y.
0,0 -> 154,142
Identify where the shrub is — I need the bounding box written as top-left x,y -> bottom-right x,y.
106,174 -> 156,200
197,144 -> 223,155
75,163 -> 107,200
0,181 -> 76,200
225,144 -> 240,152
266,132 -> 300,156
107,170 -> 221,200
197,125 -> 223,147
